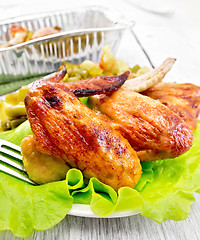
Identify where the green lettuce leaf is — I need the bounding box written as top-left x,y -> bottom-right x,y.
0,120 -> 32,145
0,121 -> 200,237
136,123 -> 200,222
0,174 -> 73,238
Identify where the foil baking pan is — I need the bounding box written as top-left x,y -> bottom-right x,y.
0,6 -> 134,82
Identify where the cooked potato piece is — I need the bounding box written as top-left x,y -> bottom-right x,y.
5,92 -> 18,105
17,86 -> 30,103
21,135 -> 70,184
99,45 -> 116,72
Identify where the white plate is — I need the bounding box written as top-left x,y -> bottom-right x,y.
68,204 -> 140,218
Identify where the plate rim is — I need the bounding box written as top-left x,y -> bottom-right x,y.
68,203 -> 141,218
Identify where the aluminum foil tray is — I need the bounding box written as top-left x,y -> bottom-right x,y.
0,6 -> 134,82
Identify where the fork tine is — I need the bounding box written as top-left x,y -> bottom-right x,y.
0,139 -> 36,185
0,148 -> 22,161
0,164 -> 36,185
0,139 -> 21,152
0,155 -> 25,171
0,139 -> 22,161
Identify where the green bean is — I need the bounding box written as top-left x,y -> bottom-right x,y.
2,120 -> 11,131
6,105 -> 26,119
79,68 -> 88,79
10,118 -> 27,129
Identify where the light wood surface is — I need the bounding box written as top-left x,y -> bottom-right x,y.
0,0 -> 200,239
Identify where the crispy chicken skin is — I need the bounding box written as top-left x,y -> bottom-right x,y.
32,67 -> 130,95
22,70 -> 142,190
89,88 -> 193,162
142,82 -> 200,130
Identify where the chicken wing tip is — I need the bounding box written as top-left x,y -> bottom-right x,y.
122,57 -> 176,92
59,66 -> 67,78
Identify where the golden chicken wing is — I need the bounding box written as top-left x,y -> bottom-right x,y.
89,88 -> 193,162
89,59 -> 195,162
22,70 -> 142,190
142,82 -> 200,130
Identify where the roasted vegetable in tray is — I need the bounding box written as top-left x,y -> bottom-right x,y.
0,25 -> 61,47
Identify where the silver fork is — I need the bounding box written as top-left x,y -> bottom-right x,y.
0,139 -> 36,185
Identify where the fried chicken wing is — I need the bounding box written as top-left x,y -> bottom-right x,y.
22,70 -> 142,190
89,88 -> 193,162
32,67 -> 130,95
89,58 -> 195,162
142,82 -> 200,130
